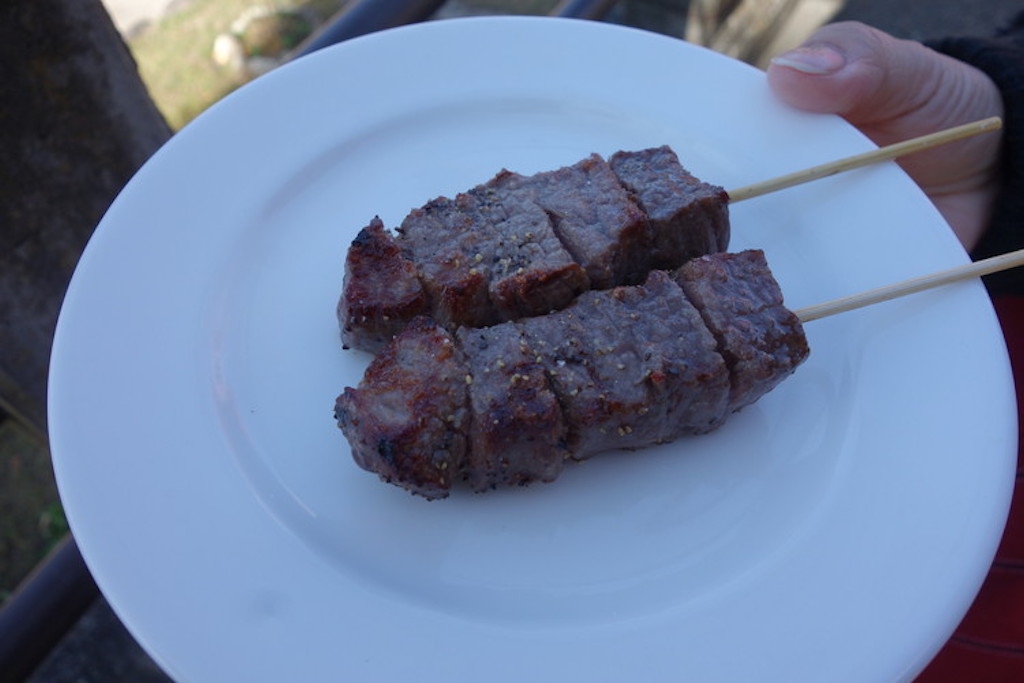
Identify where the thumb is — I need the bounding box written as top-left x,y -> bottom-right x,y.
766,21 -> 984,136
766,21 -> 1004,251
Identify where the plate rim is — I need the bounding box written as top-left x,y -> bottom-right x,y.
47,15 -> 1017,682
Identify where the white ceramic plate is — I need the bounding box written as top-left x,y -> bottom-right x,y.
49,17 -> 1016,682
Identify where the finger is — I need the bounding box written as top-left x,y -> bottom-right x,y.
766,21 -> 1001,160
766,21 -> 943,126
765,21 -> 1004,251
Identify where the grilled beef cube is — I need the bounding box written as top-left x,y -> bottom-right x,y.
496,154 -> 651,288
338,217 -> 429,352
518,294 -> 627,456
397,182 -> 588,327
675,250 -> 810,412
335,317 -> 469,500
520,270 -> 729,457
597,271 -> 731,439
474,180 -> 591,320
457,323 -> 568,491
609,146 -> 730,269
397,194 -> 499,329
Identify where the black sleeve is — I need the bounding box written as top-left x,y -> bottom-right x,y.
930,13 -> 1024,295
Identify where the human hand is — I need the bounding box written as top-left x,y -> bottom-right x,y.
767,21 -> 1004,251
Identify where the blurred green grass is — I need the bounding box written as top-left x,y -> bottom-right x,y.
0,419 -> 64,601
129,0 -> 559,131
129,0 -> 348,130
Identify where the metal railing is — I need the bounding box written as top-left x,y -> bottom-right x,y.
295,0 -> 619,57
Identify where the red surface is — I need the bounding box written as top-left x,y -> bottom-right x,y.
917,296 -> 1024,681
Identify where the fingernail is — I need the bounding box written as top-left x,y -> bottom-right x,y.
771,44 -> 846,75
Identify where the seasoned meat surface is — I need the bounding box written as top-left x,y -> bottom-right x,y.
675,251 -> 810,412
520,270 -> 729,457
596,270 -> 731,440
495,154 -> 650,287
337,250 -> 808,499
338,147 -> 731,352
396,194 -> 497,330
397,180 -> 588,328
609,146 -> 730,268
457,323 -> 568,491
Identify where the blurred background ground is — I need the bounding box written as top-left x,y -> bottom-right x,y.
99,0 -> 1024,134
3,0 -> 1022,680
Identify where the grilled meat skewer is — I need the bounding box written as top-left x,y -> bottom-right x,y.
339,121 -> 1003,354
339,146 -> 729,352
335,250 -> 809,499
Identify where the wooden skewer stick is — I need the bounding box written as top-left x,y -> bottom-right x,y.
796,248 -> 1024,323
728,116 -> 1003,203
